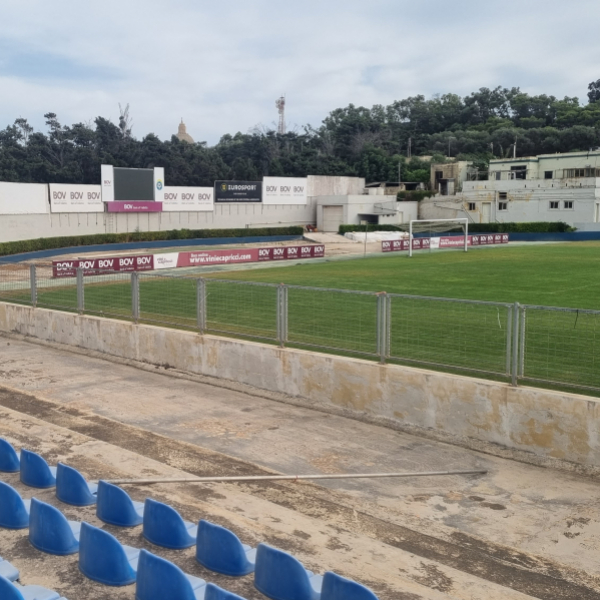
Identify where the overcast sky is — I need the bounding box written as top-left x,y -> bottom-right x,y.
1,0 -> 599,145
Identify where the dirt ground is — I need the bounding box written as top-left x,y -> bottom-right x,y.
1,335 -> 600,599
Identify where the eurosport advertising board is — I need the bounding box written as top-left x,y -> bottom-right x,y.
49,184 -> 104,213
214,181 -> 262,203
381,234 -> 509,252
162,186 -> 214,212
52,245 -> 325,277
262,177 -> 308,205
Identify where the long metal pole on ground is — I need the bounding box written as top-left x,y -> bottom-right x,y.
104,469 -> 487,486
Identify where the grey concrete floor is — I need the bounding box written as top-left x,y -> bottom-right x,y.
1,335 -> 600,599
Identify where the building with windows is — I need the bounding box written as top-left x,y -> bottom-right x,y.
420,150 -> 600,228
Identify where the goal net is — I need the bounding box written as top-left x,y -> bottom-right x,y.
396,218 -> 469,257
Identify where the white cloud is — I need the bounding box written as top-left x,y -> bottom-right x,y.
0,0 -> 599,144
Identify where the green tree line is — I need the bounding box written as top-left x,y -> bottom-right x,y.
2,82 -> 600,187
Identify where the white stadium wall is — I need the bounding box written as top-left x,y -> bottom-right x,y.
0,182 -> 49,215
0,176 -> 374,244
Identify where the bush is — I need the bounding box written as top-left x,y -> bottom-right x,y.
397,190 -> 435,201
467,222 -> 575,233
338,224 -> 403,234
0,226 -> 304,258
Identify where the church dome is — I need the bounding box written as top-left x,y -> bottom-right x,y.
176,119 -> 194,143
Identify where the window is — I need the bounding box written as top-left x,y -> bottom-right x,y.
498,192 -> 507,200
498,202 -> 508,211
565,168 -> 586,178
494,171 -> 501,181
549,201 -> 559,210
564,201 -> 574,209
544,171 -> 553,179
510,166 -> 527,180
467,202 -> 476,211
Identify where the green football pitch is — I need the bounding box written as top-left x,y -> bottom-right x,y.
204,242 -> 600,309
3,242 -> 600,392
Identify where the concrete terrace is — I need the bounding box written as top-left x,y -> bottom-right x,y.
1,336 -> 600,599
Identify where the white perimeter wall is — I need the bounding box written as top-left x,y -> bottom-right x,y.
0,199 -> 318,243
0,176 -> 381,243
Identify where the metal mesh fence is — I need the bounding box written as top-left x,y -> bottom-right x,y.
521,305 -> 600,391
388,295 -> 512,375
139,273 -> 197,329
82,272 -> 133,320
4,262 -> 600,393
0,263 -> 34,306
287,286 -> 379,356
204,279 -> 278,341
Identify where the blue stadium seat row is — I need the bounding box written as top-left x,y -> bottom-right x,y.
0,440 -> 381,599
0,441 -> 96,504
0,574 -> 68,600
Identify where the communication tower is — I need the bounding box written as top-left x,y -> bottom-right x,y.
276,96 -> 286,135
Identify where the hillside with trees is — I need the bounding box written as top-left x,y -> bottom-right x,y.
2,81 -> 600,187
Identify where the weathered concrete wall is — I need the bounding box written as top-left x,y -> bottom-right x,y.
0,201 -> 317,243
1,302 -> 599,472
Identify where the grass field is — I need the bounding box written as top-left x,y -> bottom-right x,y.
2,242 -> 600,392
204,242 -> 600,309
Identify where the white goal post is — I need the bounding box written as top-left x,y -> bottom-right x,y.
408,218 -> 469,257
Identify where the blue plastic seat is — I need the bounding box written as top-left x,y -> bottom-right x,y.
56,463 -> 98,507
0,573 -> 67,600
142,498 -> 198,549
19,450 -> 57,489
0,556 -> 19,582
79,522 -> 140,586
96,480 -> 144,527
204,583 -> 247,600
135,549 -> 206,600
196,520 -> 256,576
0,481 -> 31,529
321,572 -> 379,600
254,543 -> 323,600
28,498 -> 81,555
0,439 -> 20,473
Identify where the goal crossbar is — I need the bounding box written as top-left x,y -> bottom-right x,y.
408,218 -> 469,257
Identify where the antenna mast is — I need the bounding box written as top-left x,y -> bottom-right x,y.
276,95 -> 286,134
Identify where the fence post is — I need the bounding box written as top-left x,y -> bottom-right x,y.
511,301 -> 520,386
131,272 -> 140,323
196,278 -> 206,333
505,304 -> 513,376
29,265 -> 37,307
76,268 -> 84,314
519,305 -> 526,377
376,293 -> 389,364
277,284 -> 288,348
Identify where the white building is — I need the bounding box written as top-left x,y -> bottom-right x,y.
420,151 -> 600,229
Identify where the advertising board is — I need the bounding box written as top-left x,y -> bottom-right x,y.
52,245 -> 326,278
381,235 -> 509,252
106,202 -> 163,213
52,255 -> 154,278
262,177 -> 308,205
162,187 -> 214,212
49,184 -> 103,213
214,181 -> 262,203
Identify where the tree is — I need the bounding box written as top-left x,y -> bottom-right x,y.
588,80 -> 600,104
